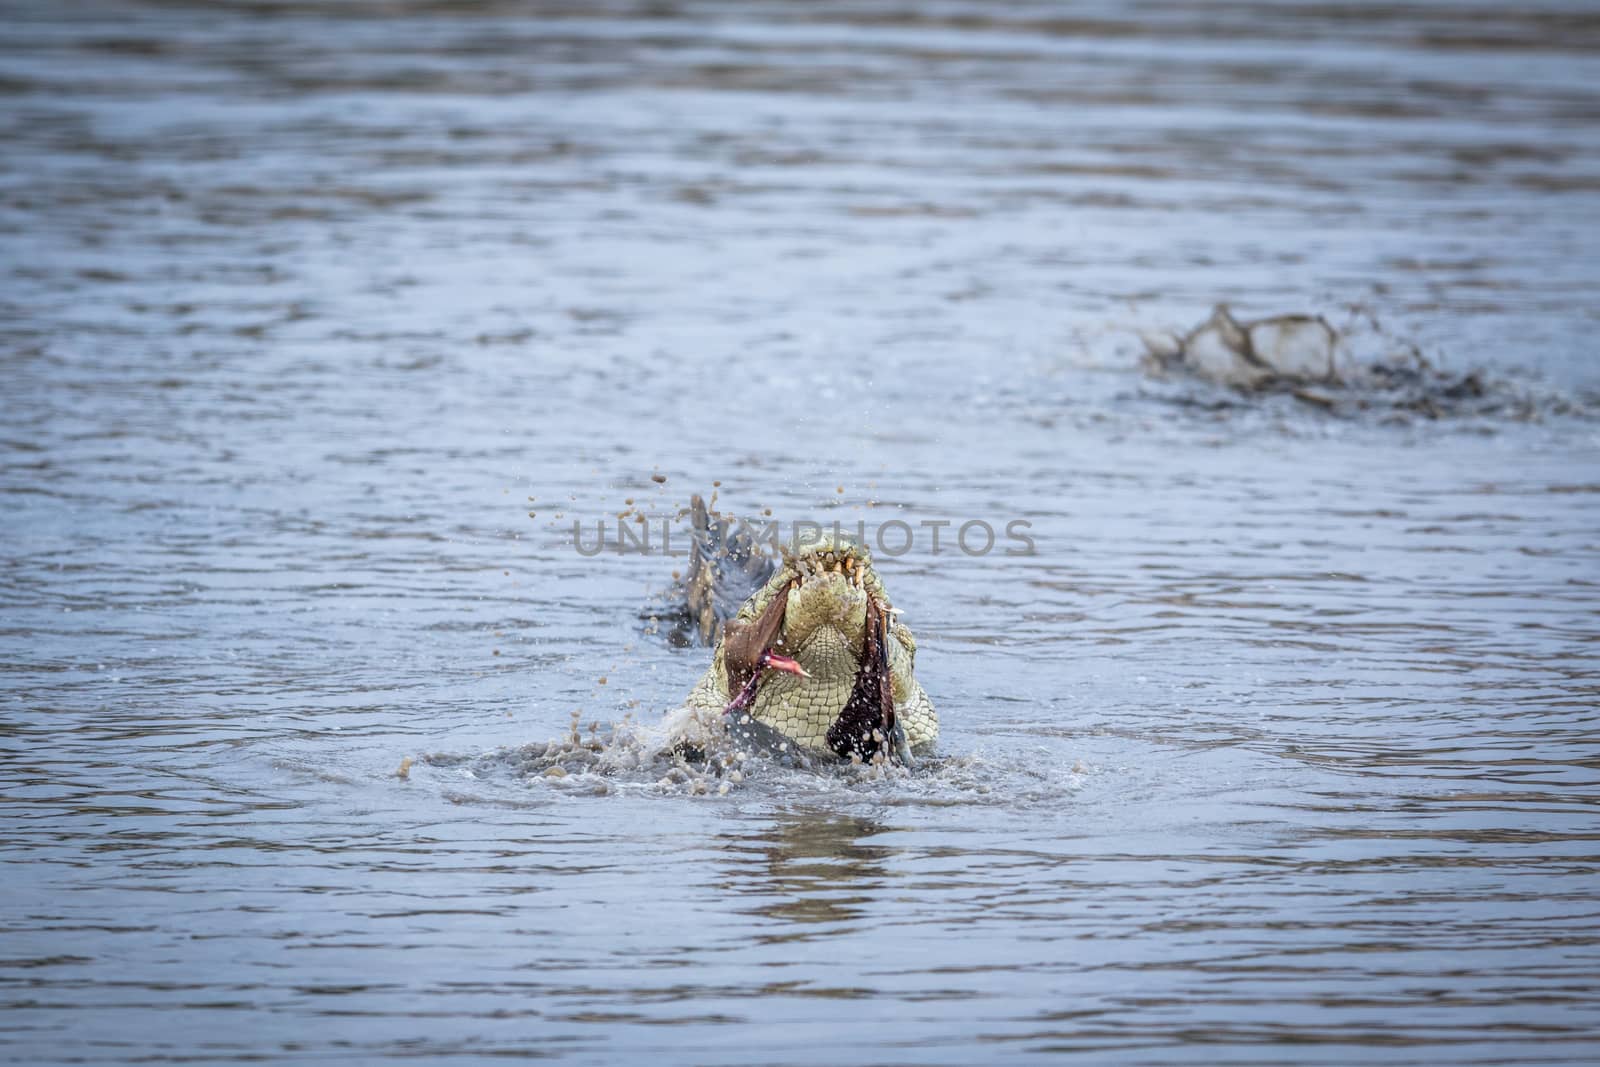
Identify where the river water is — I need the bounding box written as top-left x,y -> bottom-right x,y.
4,1 -> 1600,1063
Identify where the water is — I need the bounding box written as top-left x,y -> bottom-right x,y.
4,1 -> 1599,1062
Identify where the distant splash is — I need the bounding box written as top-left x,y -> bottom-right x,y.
1138,304 -> 1598,424
423,709 -> 1093,806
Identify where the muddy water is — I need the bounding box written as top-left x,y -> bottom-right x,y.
4,1 -> 1600,1063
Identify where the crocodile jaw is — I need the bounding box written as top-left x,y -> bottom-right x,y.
745,540 -> 892,757
782,569 -> 868,648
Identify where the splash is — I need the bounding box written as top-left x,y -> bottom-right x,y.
422,707 -> 1094,806
429,706 -> 915,798
1140,304 -> 1597,423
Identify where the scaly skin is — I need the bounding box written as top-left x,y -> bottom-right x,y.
682,534 -> 937,758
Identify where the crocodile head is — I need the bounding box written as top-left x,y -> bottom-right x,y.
782,536 -> 874,646
684,532 -> 938,766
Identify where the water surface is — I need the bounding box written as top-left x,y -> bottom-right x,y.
3,1 -> 1600,1063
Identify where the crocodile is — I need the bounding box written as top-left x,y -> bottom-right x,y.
677,532 -> 937,767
